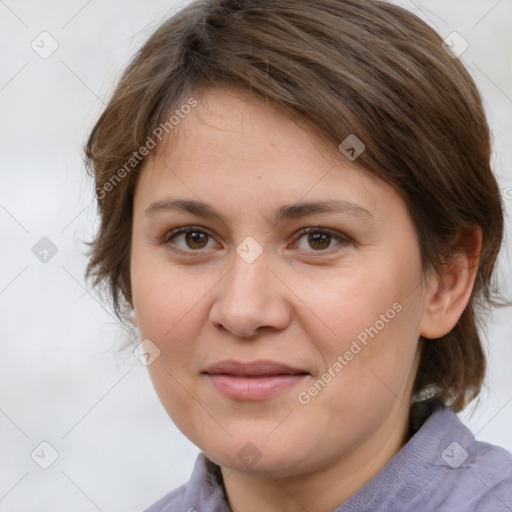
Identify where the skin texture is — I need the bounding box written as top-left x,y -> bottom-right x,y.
130,88 -> 480,512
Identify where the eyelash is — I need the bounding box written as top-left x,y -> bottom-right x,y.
159,225 -> 352,256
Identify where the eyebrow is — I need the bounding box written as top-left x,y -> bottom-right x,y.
144,198 -> 374,224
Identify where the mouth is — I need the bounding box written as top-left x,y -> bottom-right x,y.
203,359 -> 309,400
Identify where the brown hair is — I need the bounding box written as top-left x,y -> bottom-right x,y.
84,0 -> 504,412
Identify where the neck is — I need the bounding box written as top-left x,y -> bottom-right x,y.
220,403 -> 411,512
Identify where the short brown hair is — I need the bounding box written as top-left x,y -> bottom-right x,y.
84,0 -> 504,412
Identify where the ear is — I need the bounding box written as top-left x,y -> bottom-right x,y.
420,227 -> 482,339
130,309 -> 139,327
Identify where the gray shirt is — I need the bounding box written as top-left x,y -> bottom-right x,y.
143,405 -> 512,511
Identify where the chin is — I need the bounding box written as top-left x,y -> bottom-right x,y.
200,437 -> 314,477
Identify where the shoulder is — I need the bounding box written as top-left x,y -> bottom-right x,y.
340,404 -> 512,512
461,438 -> 512,508
141,453 -> 230,512
423,406 -> 512,510
142,483 -> 187,512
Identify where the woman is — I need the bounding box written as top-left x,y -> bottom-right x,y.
84,0 -> 512,510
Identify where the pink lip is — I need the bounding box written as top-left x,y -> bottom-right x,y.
204,360 -> 309,401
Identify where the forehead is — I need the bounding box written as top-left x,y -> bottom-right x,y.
134,87 -> 403,225
161,88 -> 341,169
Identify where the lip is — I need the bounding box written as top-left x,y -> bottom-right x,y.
203,359 -> 309,401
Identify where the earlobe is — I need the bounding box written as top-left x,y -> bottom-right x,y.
130,309 -> 139,327
420,228 -> 482,339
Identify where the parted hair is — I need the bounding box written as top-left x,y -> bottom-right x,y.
84,0 -> 504,412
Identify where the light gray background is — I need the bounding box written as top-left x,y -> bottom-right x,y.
1,1 -> 511,511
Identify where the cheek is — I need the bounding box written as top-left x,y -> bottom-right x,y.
131,246 -> 209,339
131,260 -> 213,436
304,261 -> 423,391
301,267 -> 404,348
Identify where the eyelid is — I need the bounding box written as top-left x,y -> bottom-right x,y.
160,225 -> 219,250
160,224 -> 352,255
161,225 -> 213,242
289,226 -> 352,253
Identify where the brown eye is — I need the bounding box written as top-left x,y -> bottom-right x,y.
183,231 -> 209,249
307,232 -> 332,250
164,227 -> 217,252
293,227 -> 350,253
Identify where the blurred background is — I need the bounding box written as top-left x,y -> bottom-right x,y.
1,0 -> 511,510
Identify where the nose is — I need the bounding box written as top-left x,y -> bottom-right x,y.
208,249 -> 292,339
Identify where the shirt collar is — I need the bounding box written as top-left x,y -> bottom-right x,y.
178,405 -> 470,512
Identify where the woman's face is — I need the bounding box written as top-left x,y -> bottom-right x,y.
130,88 -> 434,477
